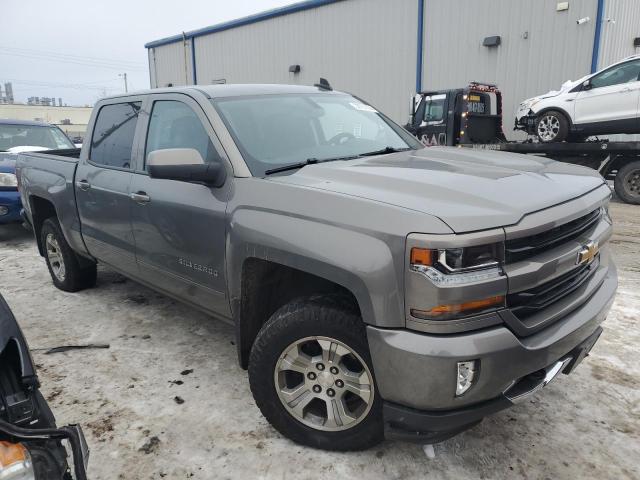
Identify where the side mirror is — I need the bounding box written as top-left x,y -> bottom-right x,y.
147,148 -> 226,187
582,79 -> 592,90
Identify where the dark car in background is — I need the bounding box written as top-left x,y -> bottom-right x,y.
0,119 -> 76,225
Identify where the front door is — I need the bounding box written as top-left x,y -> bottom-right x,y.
574,59 -> 640,131
130,94 -> 231,316
76,99 -> 144,274
414,94 -> 449,145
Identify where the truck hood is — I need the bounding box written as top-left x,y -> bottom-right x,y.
270,147 -> 605,233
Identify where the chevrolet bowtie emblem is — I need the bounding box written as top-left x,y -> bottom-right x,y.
577,241 -> 599,265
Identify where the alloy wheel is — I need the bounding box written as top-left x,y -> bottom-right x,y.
274,336 -> 374,432
537,114 -> 560,141
45,233 -> 66,281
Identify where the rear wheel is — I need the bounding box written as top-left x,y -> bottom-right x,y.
614,160 -> 640,204
41,218 -> 96,292
536,110 -> 569,142
248,295 -> 383,451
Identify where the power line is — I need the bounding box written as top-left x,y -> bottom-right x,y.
4,78 -> 121,91
0,46 -> 146,67
0,50 -> 147,71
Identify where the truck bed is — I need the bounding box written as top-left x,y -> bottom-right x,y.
16,150 -> 89,257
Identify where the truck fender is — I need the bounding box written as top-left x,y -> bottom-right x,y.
227,208 -> 404,329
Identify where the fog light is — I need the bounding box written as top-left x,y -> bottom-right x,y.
0,206 -> 8,216
456,360 -> 477,396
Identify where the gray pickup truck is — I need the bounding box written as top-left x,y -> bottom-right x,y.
16,84 -> 617,450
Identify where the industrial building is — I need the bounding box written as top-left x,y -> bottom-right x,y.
145,0 -> 640,138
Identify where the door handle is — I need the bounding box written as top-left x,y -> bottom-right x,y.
130,192 -> 151,204
76,180 -> 91,191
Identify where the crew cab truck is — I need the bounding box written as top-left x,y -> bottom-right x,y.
17,84 -> 617,450
407,82 -> 640,204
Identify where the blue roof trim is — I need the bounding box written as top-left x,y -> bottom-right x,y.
145,0 -> 345,49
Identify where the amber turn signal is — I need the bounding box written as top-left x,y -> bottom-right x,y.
0,441 -> 28,468
411,295 -> 504,320
410,247 -> 434,266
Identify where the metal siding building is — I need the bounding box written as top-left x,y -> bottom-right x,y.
146,0 -> 640,134
598,0 -> 640,67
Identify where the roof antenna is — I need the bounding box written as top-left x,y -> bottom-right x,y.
314,78 -> 332,91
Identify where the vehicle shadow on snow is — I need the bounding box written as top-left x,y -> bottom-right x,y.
0,224 -> 33,245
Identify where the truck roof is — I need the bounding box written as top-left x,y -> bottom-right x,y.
100,83 -> 344,101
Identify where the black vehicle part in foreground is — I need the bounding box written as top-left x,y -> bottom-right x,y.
406,82 -> 640,205
0,294 -> 88,479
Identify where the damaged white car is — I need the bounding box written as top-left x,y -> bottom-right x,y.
515,55 -> 640,142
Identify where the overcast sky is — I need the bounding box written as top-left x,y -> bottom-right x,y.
1,0 -> 295,106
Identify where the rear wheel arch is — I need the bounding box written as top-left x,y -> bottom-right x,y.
235,258 -> 365,369
28,195 -> 58,256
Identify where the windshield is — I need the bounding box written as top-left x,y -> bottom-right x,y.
213,93 -> 421,176
0,124 -> 75,152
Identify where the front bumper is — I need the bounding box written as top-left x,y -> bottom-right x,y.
367,262 -> 617,442
514,110 -> 537,133
0,189 -> 22,224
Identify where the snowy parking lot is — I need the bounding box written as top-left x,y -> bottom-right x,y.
0,200 -> 638,480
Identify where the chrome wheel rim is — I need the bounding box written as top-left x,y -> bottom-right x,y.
624,169 -> 640,198
274,336 -> 374,432
45,233 -> 66,281
537,115 -> 560,141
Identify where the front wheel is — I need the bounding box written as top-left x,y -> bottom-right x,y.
248,296 -> 383,451
614,160 -> 640,205
536,110 -> 569,142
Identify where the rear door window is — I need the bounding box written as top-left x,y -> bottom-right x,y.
90,102 -> 142,169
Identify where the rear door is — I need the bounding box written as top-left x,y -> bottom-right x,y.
75,98 -> 144,274
574,59 -> 640,130
129,93 -> 232,316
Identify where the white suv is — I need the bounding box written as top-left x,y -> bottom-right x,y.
515,55 -> 640,142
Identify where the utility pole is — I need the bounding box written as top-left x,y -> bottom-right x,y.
119,73 -> 128,93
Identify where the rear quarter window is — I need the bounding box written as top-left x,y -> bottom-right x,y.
90,102 -> 141,169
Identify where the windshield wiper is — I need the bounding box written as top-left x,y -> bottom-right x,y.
357,146 -> 412,157
264,148 -> 411,175
264,156 -> 358,175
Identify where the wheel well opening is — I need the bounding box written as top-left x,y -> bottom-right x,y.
537,108 -> 572,127
29,196 -> 57,256
237,258 -> 360,369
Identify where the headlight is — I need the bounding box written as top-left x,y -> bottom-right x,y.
0,441 -> 34,480
409,244 -> 505,321
519,99 -> 540,110
0,173 -> 18,188
410,243 -> 504,286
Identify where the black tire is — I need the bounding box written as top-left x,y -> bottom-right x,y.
41,218 -> 97,292
536,110 -> 569,143
614,160 -> 640,205
248,295 -> 384,451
